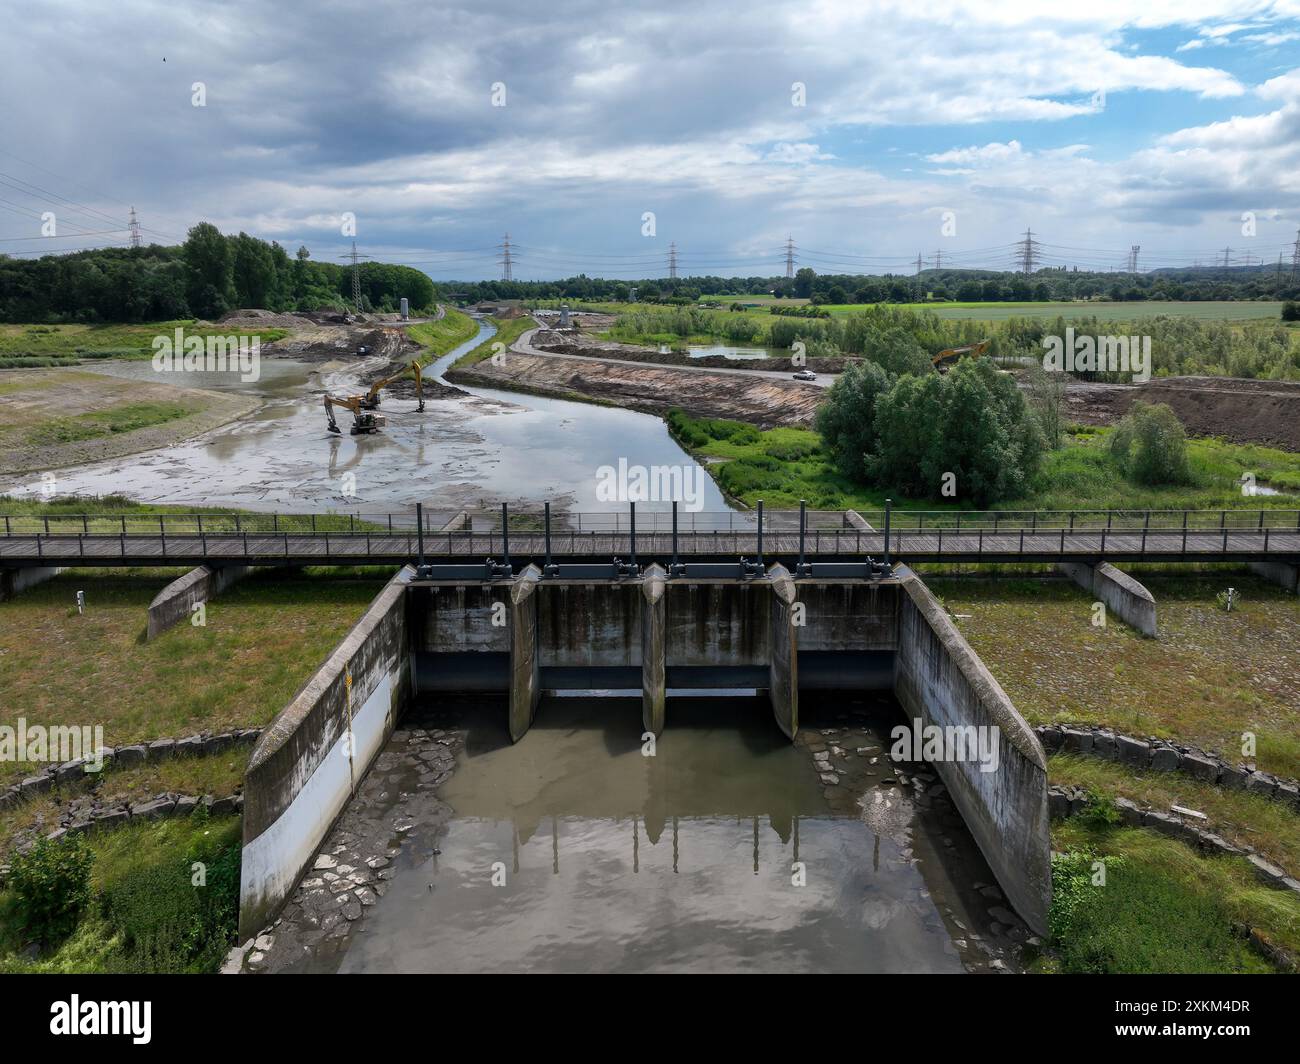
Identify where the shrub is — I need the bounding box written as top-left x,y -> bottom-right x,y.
1282,301 -> 1299,322
1108,401 -> 1192,485
7,836 -> 94,945
98,819 -> 241,973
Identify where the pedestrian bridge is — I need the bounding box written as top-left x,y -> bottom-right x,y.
2,503 -> 1297,570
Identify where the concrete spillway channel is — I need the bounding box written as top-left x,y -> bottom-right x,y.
239,561 -> 1050,947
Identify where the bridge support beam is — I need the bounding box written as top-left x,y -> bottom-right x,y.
0,565 -> 64,602
768,564 -> 799,740
641,564 -> 667,737
508,565 -> 542,742
146,563 -> 254,640
1248,560 -> 1299,594
1056,561 -> 1157,637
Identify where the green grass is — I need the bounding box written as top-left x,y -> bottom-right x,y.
1045,819 -> 1299,971
1049,753 -> 1300,874
405,308 -> 478,363
0,494 -> 383,533
451,314 -> 535,367
0,813 -> 242,973
0,321 -> 287,366
699,300 -> 1288,323
25,400 -> 200,446
932,573 -> 1300,777
666,410 -> 1300,513
0,567 -> 387,788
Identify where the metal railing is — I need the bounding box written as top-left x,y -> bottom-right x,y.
2,503 -> 1297,567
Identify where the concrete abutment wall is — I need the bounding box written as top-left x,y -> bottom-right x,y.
0,565 -> 64,601
238,565 -> 414,938
893,568 -> 1051,934
1056,560 -> 1158,637
147,564 -> 255,640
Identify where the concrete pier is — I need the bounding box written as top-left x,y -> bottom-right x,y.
641,564 -> 667,736
508,565 -> 542,742
1249,560 -> 1299,594
768,565 -> 799,739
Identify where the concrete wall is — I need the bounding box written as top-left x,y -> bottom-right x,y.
1056,560 -> 1157,637
893,567 -> 1051,935
239,565 -> 414,937
768,566 -> 798,739
146,564 -> 254,640
0,565 -> 64,602
1249,561 -> 1299,594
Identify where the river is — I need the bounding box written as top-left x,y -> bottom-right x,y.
0,319 -> 729,514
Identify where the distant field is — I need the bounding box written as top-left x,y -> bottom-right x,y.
696,298 -> 1286,323
0,320 -> 287,368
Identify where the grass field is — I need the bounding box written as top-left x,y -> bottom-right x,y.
405,308 -> 478,362
694,298 -> 1287,323
1049,753 -> 1300,874
1044,818 -> 1297,972
0,566 -> 387,789
450,313 -> 535,367
928,572 -> 1300,777
667,410 -> 1300,512
0,321 -> 287,369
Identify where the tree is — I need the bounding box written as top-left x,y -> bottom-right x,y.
814,359 -> 893,478
1024,363 -> 1068,448
860,326 -> 932,377
1108,401 -> 1191,485
793,267 -> 816,299
868,358 -> 1044,504
182,222 -> 234,319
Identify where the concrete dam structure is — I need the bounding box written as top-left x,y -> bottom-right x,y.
239,560 -> 1050,940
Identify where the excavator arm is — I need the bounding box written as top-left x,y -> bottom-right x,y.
361,360 -> 426,412
932,339 -> 989,373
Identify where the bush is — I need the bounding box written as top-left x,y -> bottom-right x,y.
98,818 -> 241,973
1282,301 -> 1299,322
1108,401 -> 1192,485
7,836 -> 94,945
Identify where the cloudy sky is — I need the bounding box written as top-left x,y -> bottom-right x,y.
1,0 -> 1298,279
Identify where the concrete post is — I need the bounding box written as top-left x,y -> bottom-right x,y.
641,564 -> 667,736
508,565 -> 542,742
767,564 -> 799,740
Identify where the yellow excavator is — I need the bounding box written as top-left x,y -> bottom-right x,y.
324,360 -> 426,434
932,339 -> 989,373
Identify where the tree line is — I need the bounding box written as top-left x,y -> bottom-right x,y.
0,224 -> 435,323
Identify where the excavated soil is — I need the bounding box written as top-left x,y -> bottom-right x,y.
449,350 -> 822,428
1063,376 -> 1300,451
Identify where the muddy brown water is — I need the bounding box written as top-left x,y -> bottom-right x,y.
279,693 -> 1021,974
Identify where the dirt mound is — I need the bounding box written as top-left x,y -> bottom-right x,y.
1064,375 -> 1300,451
214,309 -> 313,329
